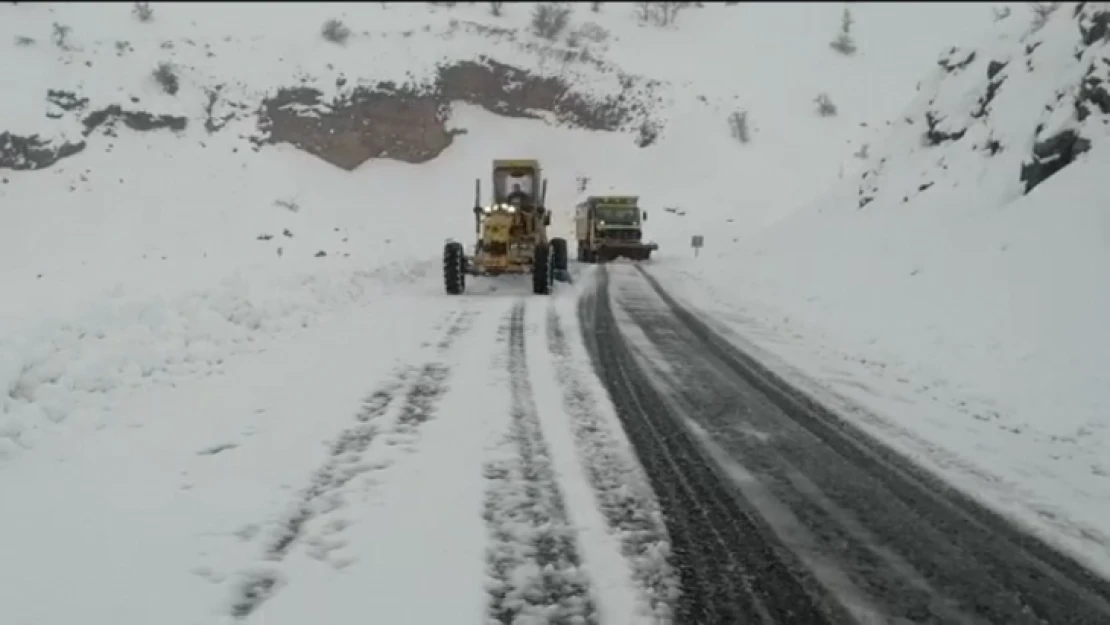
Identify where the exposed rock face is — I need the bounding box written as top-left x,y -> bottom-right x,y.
258,85 -> 454,170
82,106 -> 188,136
257,57 -> 659,171
1,89 -> 188,171
0,132 -> 85,171
855,2 -> 1110,205
3,56 -> 658,173
1020,129 -> 1093,194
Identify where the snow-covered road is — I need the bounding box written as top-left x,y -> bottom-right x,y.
2,264 -> 1109,625
0,272 -> 673,625
587,264 -> 1110,624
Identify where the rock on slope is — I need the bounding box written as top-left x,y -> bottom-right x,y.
856,0 -> 1110,209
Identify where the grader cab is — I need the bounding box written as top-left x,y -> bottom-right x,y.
443,160 -> 569,295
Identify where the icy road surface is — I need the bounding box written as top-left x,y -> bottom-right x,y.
2,264 -> 1109,624
587,264 -> 1110,624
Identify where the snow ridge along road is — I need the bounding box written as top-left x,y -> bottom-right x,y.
544,304 -> 681,622
482,301 -> 598,624
585,263 -> 1110,624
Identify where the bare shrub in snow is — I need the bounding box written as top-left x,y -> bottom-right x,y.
576,22 -> 609,44
51,22 -> 72,50
274,198 -> 300,213
636,2 -> 687,27
591,2 -> 602,12
566,29 -> 581,48
814,92 -> 838,117
321,18 -> 351,45
576,176 -> 590,192
1028,2 -> 1060,31
153,61 -> 180,95
992,5 -> 1012,21
14,35 -> 35,46
728,110 -> 750,144
532,3 -> 571,41
853,143 -> 870,159
132,2 -> 153,23
656,2 -> 686,26
489,1 -> 503,16
636,119 -> 660,148
829,6 -> 857,55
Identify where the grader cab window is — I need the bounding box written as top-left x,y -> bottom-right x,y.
494,167 -> 536,205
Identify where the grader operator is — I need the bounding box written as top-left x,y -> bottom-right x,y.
442,160 -> 569,295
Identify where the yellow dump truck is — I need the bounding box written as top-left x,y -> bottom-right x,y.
575,195 -> 657,262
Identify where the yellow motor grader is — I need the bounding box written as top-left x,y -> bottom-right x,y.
443,159 -> 569,295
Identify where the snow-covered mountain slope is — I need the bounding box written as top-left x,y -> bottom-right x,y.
0,1 -> 997,458
0,0 -> 1001,281
651,1 -> 1110,574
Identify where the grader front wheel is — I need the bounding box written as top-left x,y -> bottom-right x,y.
444,241 -> 466,295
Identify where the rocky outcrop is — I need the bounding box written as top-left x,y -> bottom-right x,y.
1020,128 -> 1092,193
0,132 -> 86,171
1,89 -> 188,171
4,53 -> 655,172
257,57 -> 660,171
856,2 -> 1110,205
82,106 -> 188,136
258,84 -> 456,170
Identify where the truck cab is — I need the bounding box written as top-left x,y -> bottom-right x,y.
575,195 -> 658,262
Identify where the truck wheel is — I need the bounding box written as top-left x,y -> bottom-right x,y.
444,241 -> 466,295
532,242 -> 553,295
550,237 -> 568,273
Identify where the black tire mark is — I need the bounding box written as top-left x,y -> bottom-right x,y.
545,304 -> 681,622
626,264 -> 1110,624
392,363 -> 451,435
436,308 -> 478,353
483,302 -> 599,625
579,267 -> 847,625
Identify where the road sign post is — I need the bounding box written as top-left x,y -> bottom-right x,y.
691,234 -> 704,258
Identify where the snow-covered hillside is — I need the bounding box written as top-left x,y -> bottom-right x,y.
0,1 -> 998,458
653,1 -> 1110,575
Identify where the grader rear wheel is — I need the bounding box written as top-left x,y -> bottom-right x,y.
532,242 -> 553,295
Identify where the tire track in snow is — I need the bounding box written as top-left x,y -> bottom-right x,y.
229,307 -> 476,619
545,304 -> 681,623
482,302 -> 599,625
580,268 -> 843,624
